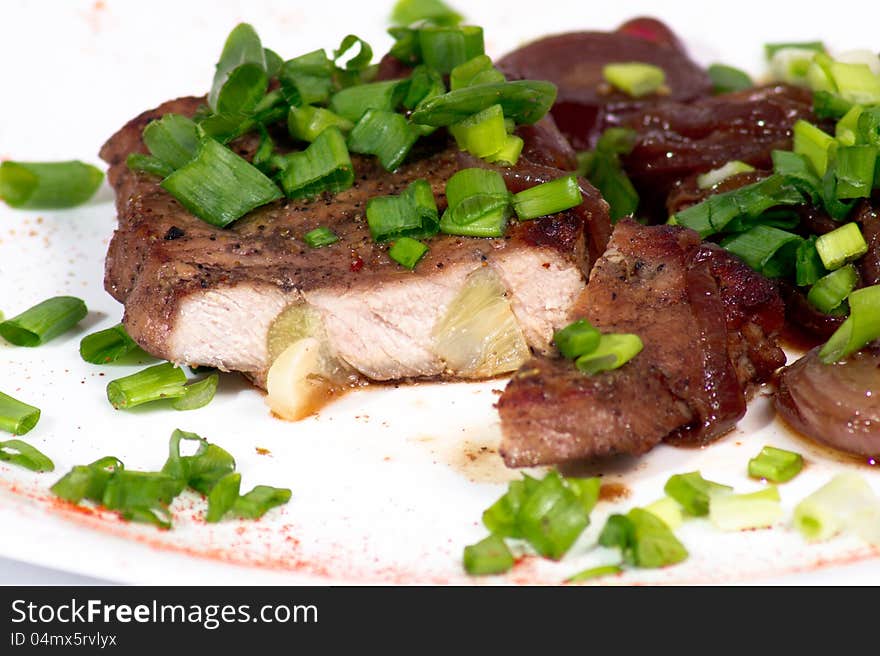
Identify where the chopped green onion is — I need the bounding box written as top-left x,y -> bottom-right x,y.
769,48 -> 818,86
0,161 -> 104,209
348,109 -> 419,171
172,373 -> 219,411
449,104 -> 508,159
725,209 -> 801,234
463,534 -> 514,576
807,264 -> 858,313
772,150 -> 821,203
277,127 -> 354,199
288,105 -> 353,143
819,283 -> 880,363
0,296 -> 87,347
598,508 -> 688,568
512,175 -> 582,220
814,90 -> 853,120
836,105 -> 865,146
279,49 -> 335,106
446,167 -> 507,205
553,319 -> 601,359
487,134 -> 524,166
720,225 -> 802,278
0,439 -> 53,472
79,323 -> 139,364
664,472 -> 733,517
161,429 -> 236,496
215,63 -> 268,119
207,23 -> 266,111
578,129 -> 640,221
388,237 -> 428,269
106,362 -> 188,410
709,486 -> 782,531
162,138 -> 282,227
251,126 -> 277,176
391,0 -> 462,26
403,65 -> 446,111
302,226 -> 340,249
764,41 -> 825,59
748,446 -> 804,483
206,472 -> 241,523
333,34 -> 373,72
794,473 -> 879,541
450,55 -> 505,90
102,470 -> 184,528
439,167 -> 511,237
366,179 -> 439,242
410,80 -> 557,127
263,48 -> 282,78
418,25 -> 484,74
0,392 -> 41,437
795,236 -> 828,287
329,80 -> 405,123
603,62 -> 666,98
707,64 -> 753,94
697,161 -> 755,189
815,222 -> 868,270
793,120 -> 837,177
232,485 -> 292,519
857,107 -> 880,146
565,564 -> 623,583
575,333 -> 643,375
126,153 -> 174,178
829,61 -> 880,104
517,471 -> 591,560
482,475 -> 539,538
834,145 -> 877,199
51,456 -> 123,504
643,497 -> 684,530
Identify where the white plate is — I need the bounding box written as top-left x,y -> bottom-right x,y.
1,0 -> 878,585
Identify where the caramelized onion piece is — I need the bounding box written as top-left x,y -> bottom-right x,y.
775,345 -> 880,458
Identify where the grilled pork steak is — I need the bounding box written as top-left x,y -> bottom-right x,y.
497,220 -> 785,467
100,97 -> 611,385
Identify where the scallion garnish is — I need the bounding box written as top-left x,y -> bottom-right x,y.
450,54 -> 505,90
102,470 -> 184,529
462,534 -> 514,576
329,80 -> 406,123
106,362 -> 188,410
795,236 -> 828,286
449,103 -> 509,159
126,153 -> 175,178
410,80 -> 557,127
391,0 -> 463,26
347,109 -> 420,171
279,49 -> 335,106
417,25 -> 484,74
819,283 -> 880,363
161,429 -> 236,496
807,264 -> 858,313
171,373 -> 219,412
709,487 -> 782,531
333,34 -> 373,72
574,333 -> 644,375
697,161 -> 755,190
834,145 -> 878,198
366,178 -> 439,242
512,174 -> 583,220
764,41 -> 825,59
143,114 -> 201,170
438,168 -> 511,237
79,323 -> 140,364
748,446 -> 804,483
793,120 -> 837,177
643,497 -> 684,530
663,472 -> 732,517
288,105 -> 353,143
206,472 -> 241,523
794,473 -> 879,542
707,64 -> 753,94
577,128 -> 639,221
830,61 -> 880,104
403,65 -> 446,112
388,237 -> 429,269
0,296 -> 87,347
0,439 -> 54,472
51,457 -> 124,505
815,222 -> 869,270
207,23 -> 267,111
565,564 -> 624,583
277,127 -> 354,199
598,508 -> 688,568
0,161 -> 104,209
553,319 -> 601,360
720,225 -> 803,278
602,62 -> 666,98
231,485 -> 293,519
303,226 -> 340,248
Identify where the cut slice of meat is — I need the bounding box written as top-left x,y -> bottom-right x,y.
497,219 -> 785,467
100,97 -> 611,387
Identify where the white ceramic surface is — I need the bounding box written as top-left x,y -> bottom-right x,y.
1,0 -> 878,585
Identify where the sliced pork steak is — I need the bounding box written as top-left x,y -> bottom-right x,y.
100,97 -> 611,385
497,219 -> 786,467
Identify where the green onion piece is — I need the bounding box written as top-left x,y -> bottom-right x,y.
764,41 -> 825,59
836,105 -> 865,146
768,48 -> 818,86
857,106 -> 880,147
162,138 -> 282,227
208,23 -> 266,111
333,34 -> 373,71
565,564 -> 623,583
829,61 -> 880,104
574,333 -> 643,375
0,161 -> 104,209
808,264 -> 858,313
795,236 -> 828,287
449,104 -> 508,159
815,222 -> 869,270
417,25 -> 484,74
0,392 -> 41,436
161,429 -> 236,495
707,63 -> 753,94
568,477 -> 602,515
720,226 -> 803,278
391,0 -> 462,26
664,471 -> 733,517
410,80 -> 557,127
553,319 -> 601,359
388,237 -> 428,269
463,534 -> 514,576
277,127 -> 354,199
643,497 -> 683,530
288,105 -> 353,143
126,153 -> 174,178
0,439 -> 54,472
366,179 -> 439,242
214,63 -> 269,120
517,470 -> 591,560
821,164 -> 859,221
748,446 -> 804,483
793,120 -> 837,177
834,145 -> 878,199
172,373 -> 219,411
388,26 -> 421,64
0,296 -> 87,347
329,80 -> 405,123
725,209 -> 801,233
51,456 -> 123,504
348,109 -> 419,171
819,283 -> 880,363
251,126 -> 277,176
303,226 -> 340,248
697,161 -> 755,189
106,362 -> 188,410
578,130 -> 640,221
481,475 -> 539,538
487,134 -> 523,166
232,485 -> 292,519
79,323 -> 139,364
403,65 -> 446,111
598,509 -> 688,568
709,486 -> 782,531
603,62 -> 666,98
446,167 -> 507,205
439,194 -> 511,237
794,473 -> 878,541
206,472 -> 241,523
512,174 -> 582,220
450,55 -> 504,90
279,49 -> 335,106
263,48 -> 282,78
772,150 -> 821,202
814,90 -> 853,120
102,470 -> 184,528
